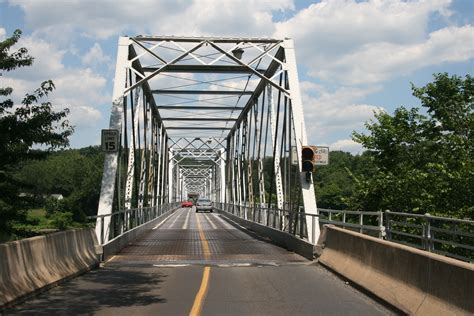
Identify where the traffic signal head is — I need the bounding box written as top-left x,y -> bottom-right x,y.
301,146 -> 317,172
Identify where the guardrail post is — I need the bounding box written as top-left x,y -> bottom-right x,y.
378,211 -> 384,239
359,213 -> 364,234
385,210 -> 392,241
424,213 -> 434,252
100,217 -> 105,245
288,209 -> 294,235
299,211 -> 304,238
273,208 -> 277,228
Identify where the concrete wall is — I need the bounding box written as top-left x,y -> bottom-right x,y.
0,228 -> 99,308
318,225 -> 474,315
217,209 -> 316,260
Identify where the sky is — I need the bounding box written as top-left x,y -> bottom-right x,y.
0,0 -> 473,154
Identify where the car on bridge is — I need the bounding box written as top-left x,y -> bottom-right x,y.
195,197 -> 213,213
181,201 -> 193,208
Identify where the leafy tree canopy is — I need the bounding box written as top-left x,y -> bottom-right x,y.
351,73 -> 473,219
0,29 -> 73,240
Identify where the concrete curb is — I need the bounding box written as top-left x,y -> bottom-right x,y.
317,225 -> 474,315
101,207 -> 180,260
217,209 -> 315,260
0,228 -> 99,309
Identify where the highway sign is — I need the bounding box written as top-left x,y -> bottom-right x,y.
101,129 -> 120,152
314,146 -> 329,165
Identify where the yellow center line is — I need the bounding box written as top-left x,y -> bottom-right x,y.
189,213 -> 212,316
189,266 -> 211,316
195,213 -> 211,259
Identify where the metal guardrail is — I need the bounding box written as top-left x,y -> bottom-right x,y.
215,202 -> 473,262
385,211 -> 474,262
215,202 -> 320,243
89,202 -> 180,245
318,208 -> 385,238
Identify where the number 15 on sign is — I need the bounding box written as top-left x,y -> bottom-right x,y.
101,129 -> 120,152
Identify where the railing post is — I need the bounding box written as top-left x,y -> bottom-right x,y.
385,210 -> 392,240
425,213 -> 434,252
359,213 -> 364,234
273,208 -> 277,228
299,211 -> 304,238
378,211 -> 384,239
100,216 -> 105,245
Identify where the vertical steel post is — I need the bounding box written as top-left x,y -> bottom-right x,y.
95,37 -> 129,243
268,85 -> 284,210
283,39 -> 320,243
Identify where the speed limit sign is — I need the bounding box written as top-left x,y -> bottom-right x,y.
101,129 -> 120,152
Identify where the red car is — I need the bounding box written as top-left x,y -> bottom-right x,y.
181,201 -> 193,208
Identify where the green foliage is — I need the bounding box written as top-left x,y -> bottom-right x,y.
351,73 -> 473,218
313,151 -> 374,210
0,29 -> 73,241
49,211 -> 73,230
44,197 -> 66,216
15,147 -> 104,221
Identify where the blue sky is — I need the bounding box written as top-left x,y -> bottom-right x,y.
1,0 -> 473,153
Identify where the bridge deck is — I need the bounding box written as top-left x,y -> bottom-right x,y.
110,208 -> 306,266
7,209 -> 394,315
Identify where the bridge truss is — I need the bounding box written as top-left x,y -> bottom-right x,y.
96,36 -> 320,243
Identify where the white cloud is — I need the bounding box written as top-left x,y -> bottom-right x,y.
2,35 -> 109,140
330,139 -> 364,155
8,36 -> 66,82
9,0 -> 293,39
81,43 -> 112,68
274,0 -> 472,84
316,25 -> 474,84
0,28 -> 6,41
300,81 -> 384,143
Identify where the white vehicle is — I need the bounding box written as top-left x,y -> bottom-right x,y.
195,198 -> 213,213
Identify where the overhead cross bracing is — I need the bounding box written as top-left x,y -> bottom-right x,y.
96,35 -> 319,244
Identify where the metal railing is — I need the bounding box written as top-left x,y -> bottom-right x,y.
215,202 -> 474,262
385,211 -> 474,262
215,202 -> 320,243
89,202 -> 180,245
318,208 -> 385,238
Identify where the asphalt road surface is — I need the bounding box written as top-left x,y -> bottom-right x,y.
6,208 -> 396,315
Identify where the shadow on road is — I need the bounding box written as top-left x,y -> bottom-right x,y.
6,266 -> 167,315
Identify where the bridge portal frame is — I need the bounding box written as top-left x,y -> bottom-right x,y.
96,36 -> 320,243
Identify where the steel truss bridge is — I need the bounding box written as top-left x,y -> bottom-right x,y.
5,36 -> 472,316
96,36 -> 319,244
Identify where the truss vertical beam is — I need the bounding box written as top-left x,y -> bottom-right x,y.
283,39 -> 320,242
124,88 -> 141,209
268,85 -> 284,210
96,37 -> 129,243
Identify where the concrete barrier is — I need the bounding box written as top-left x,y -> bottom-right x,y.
318,225 -> 474,315
101,207 -> 179,259
217,209 -> 316,260
0,228 -> 99,308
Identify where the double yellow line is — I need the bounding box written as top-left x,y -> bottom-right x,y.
189,213 -> 211,316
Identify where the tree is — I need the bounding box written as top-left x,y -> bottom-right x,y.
350,73 -> 473,219
313,151 -> 374,210
0,30 -> 73,241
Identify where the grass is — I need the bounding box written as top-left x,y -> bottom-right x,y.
10,208 -> 58,241
26,208 -> 51,228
